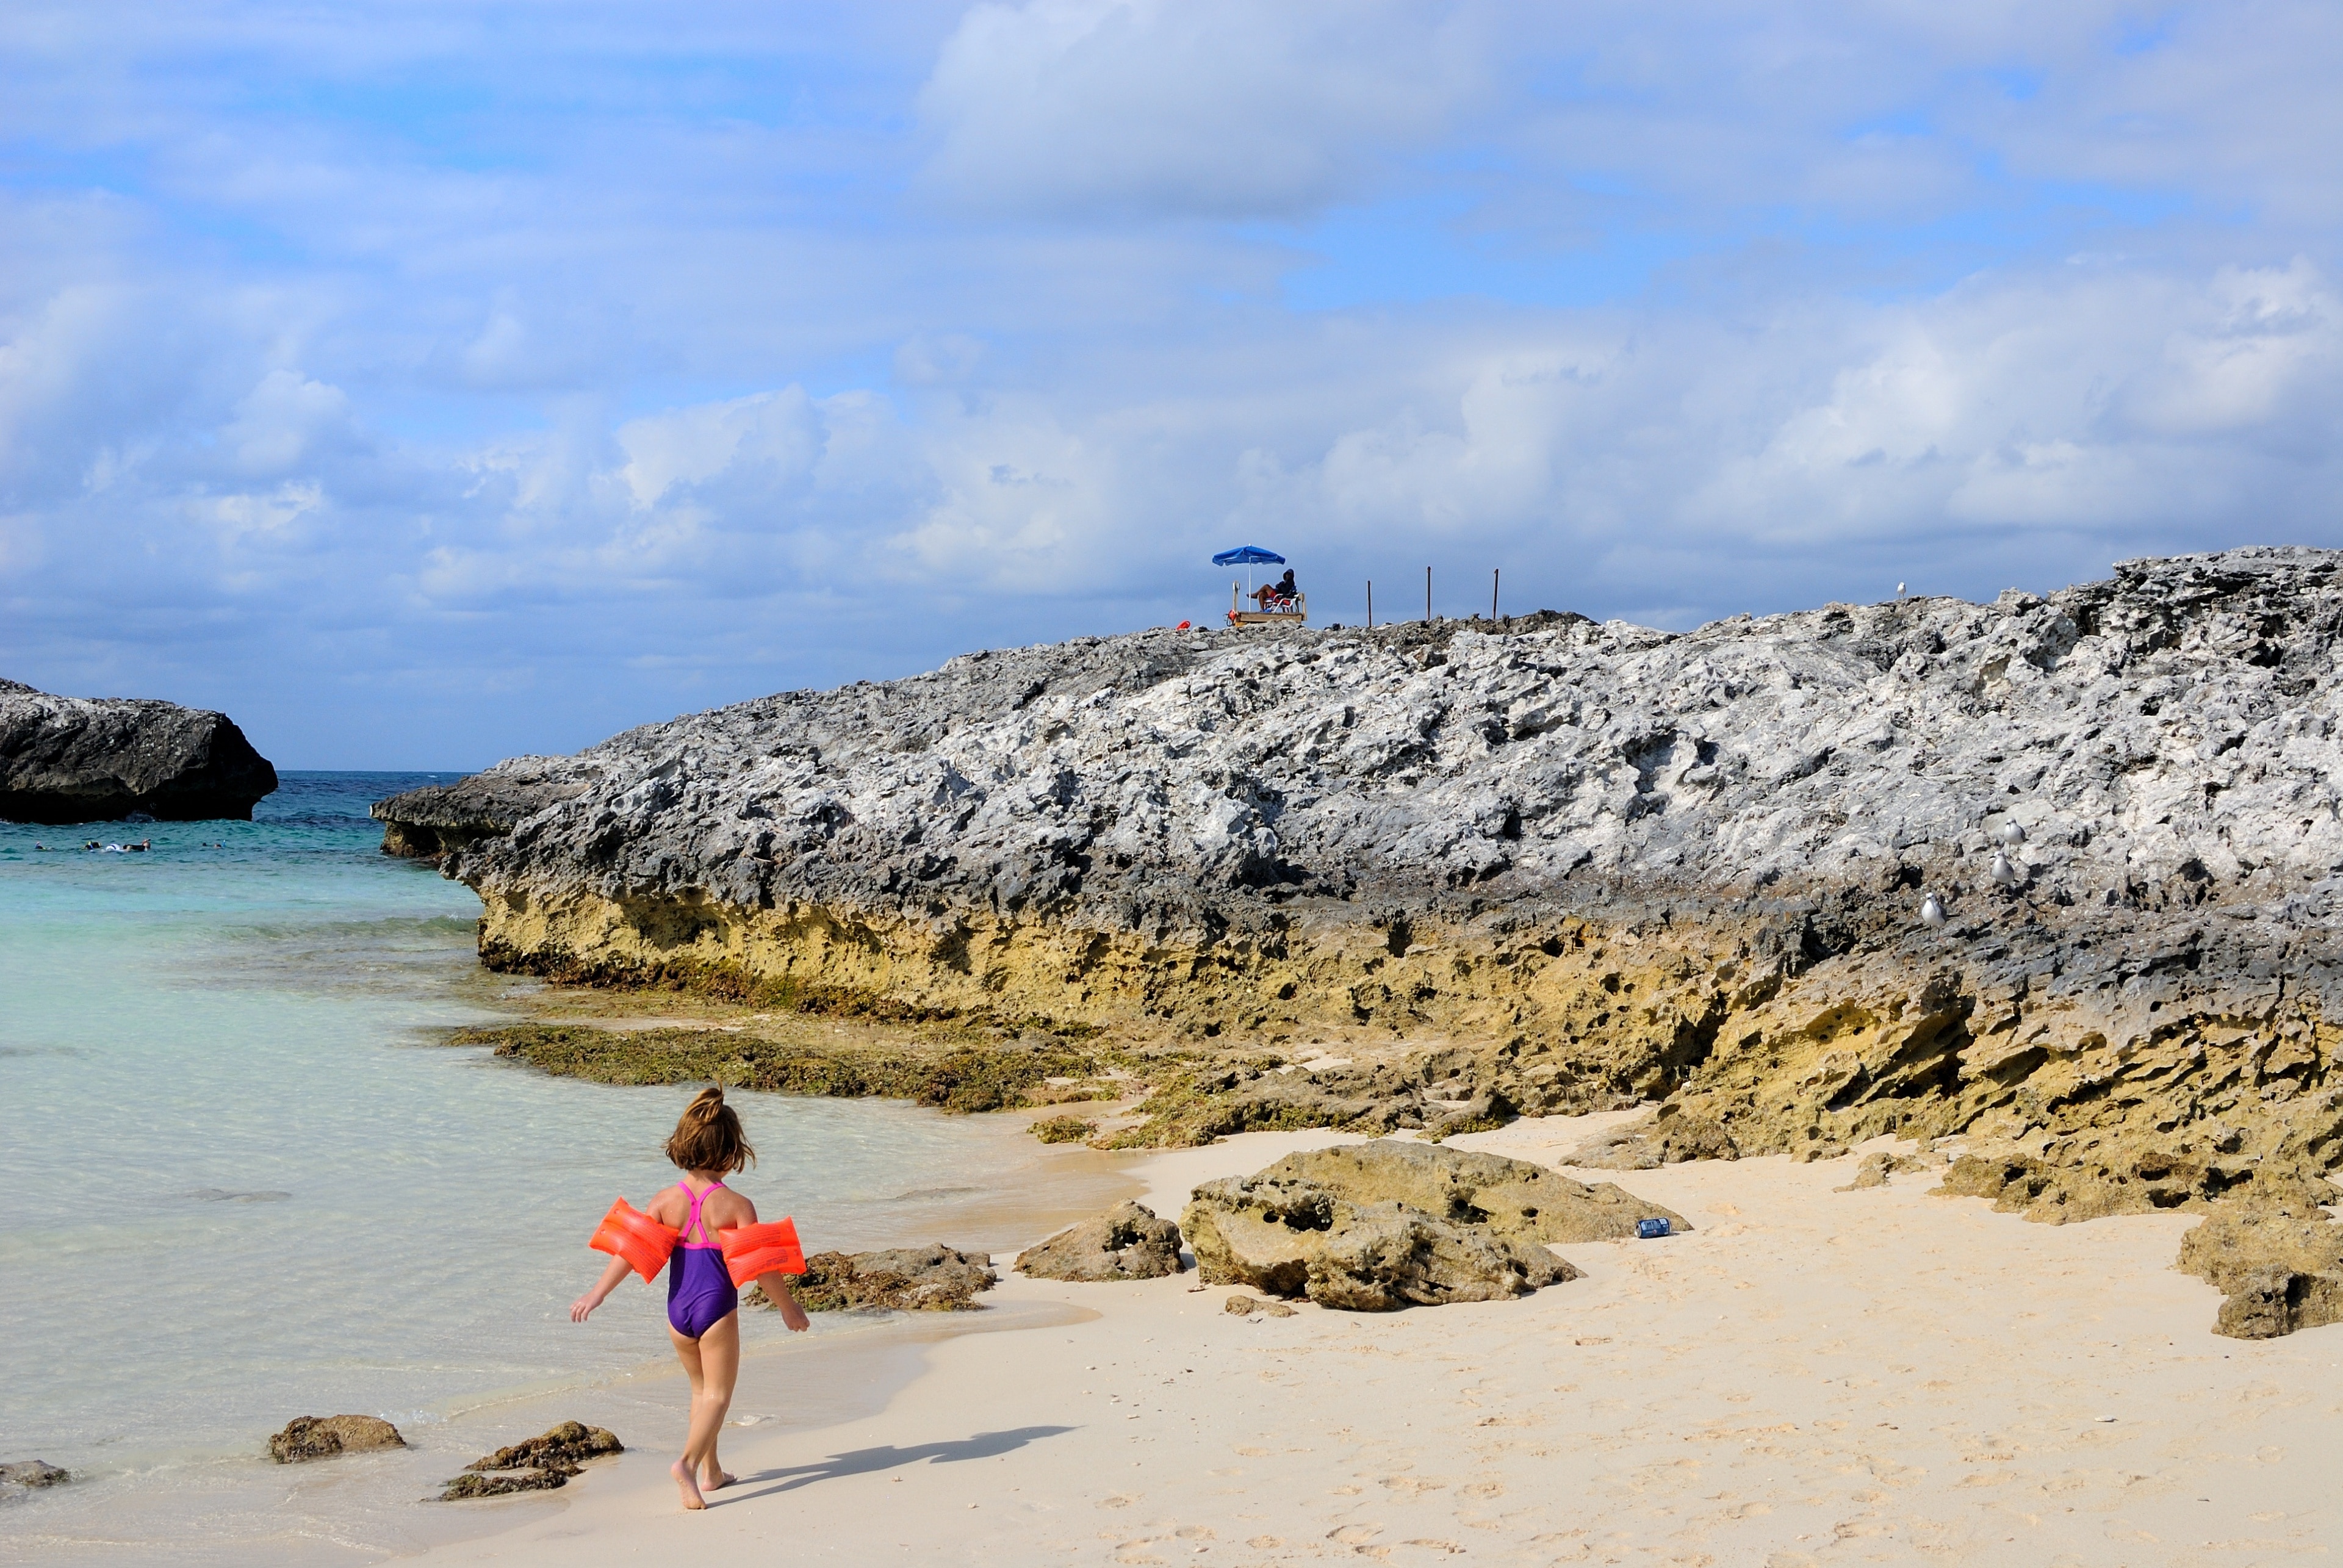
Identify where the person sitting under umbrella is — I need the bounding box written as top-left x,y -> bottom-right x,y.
1251,569 -> 1299,610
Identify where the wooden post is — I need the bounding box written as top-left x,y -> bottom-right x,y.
1425,566 -> 1431,624
1492,568 -> 1500,621
1366,580 -> 1373,628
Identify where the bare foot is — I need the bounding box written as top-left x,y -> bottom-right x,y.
700,1466 -> 736,1491
671,1456 -> 707,1511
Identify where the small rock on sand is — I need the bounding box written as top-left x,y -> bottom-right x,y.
1184,1173 -> 1580,1312
268,1415 -> 406,1464
1223,1294 -> 1297,1318
464,1420 -> 622,1473
438,1421 -> 622,1502
1564,1107 -> 1739,1170
439,1470 -> 570,1500
1017,1201 -> 1184,1281
1265,1140 -> 1689,1242
2177,1206 -> 2343,1339
748,1245 -> 997,1311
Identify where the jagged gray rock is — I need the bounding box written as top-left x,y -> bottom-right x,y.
389,547 -> 2343,1333
372,755 -> 605,860
1,678 -> 276,823
419,548 -> 2343,937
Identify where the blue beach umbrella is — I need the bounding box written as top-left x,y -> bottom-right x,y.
1212,545 -> 1287,598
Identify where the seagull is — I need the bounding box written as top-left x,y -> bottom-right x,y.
1921,893 -> 1946,929
1990,851 -> 2020,887
1999,821 -> 2027,846
1896,581 -> 1907,598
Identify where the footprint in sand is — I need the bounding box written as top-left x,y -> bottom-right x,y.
1381,1477 -> 1447,1497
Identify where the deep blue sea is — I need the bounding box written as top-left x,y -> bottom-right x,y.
0,774 -> 1124,1561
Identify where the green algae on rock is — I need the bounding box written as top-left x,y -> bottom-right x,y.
451,1022 -> 1111,1114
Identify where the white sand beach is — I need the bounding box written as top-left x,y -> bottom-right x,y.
403,1115 -> 2343,1567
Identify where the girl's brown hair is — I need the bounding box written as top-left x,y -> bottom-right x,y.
665,1086 -> 755,1173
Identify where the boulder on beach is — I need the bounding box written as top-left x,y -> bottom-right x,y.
1263,1140 -> 1689,1243
1565,1107 -> 1740,1171
0,1461 -> 70,1490
0,678 -> 277,824
1016,1201 -> 1184,1281
438,1420 -> 622,1502
749,1245 -> 997,1311
268,1415 -> 406,1464
1182,1172 -> 1578,1312
463,1420 -> 621,1473
2178,1206 -> 2343,1339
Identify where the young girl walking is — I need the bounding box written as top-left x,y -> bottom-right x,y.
571,1086 -> 811,1509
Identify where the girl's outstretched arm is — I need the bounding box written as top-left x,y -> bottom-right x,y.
758,1275 -> 812,1332
570,1254 -> 635,1322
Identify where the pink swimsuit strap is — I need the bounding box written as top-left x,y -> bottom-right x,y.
678,1178 -> 727,1249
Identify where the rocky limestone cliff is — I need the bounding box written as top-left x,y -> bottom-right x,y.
387,547 -> 2343,1328
1,678 -> 278,823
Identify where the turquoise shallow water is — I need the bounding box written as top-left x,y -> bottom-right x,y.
0,775 -> 1124,1554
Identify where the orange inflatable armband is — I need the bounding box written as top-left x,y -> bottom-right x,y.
591,1198 -> 681,1283
721,1217 -> 805,1286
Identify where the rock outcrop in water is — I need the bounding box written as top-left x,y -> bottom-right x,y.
372,756 -> 603,860
390,547 -> 2343,1334
268,1415 -> 406,1463
1,678 -> 276,822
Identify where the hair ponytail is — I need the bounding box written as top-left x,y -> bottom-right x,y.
665,1085 -> 755,1173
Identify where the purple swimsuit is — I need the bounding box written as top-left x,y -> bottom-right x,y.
665,1179 -> 739,1340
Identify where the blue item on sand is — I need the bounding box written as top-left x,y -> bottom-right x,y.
1636,1217 -> 1671,1239
1211,545 -> 1286,566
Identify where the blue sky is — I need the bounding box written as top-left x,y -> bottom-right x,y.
5,1 -> 2343,766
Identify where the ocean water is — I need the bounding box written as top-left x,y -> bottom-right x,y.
0,774 -> 1129,1561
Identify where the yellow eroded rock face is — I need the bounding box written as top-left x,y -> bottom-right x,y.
480,885 -> 2343,1237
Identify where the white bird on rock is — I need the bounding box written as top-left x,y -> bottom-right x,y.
1921,893 -> 1946,928
1999,821 -> 2027,846
1990,851 -> 2020,887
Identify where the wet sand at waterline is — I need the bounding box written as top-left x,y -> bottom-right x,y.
392,1115 -> 2340,1567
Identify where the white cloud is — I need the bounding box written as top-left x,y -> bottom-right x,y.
5,1 -> 2343,766
918,0 -> 1483,218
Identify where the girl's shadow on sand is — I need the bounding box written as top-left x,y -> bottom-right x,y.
730,1425 -> 1078,1499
